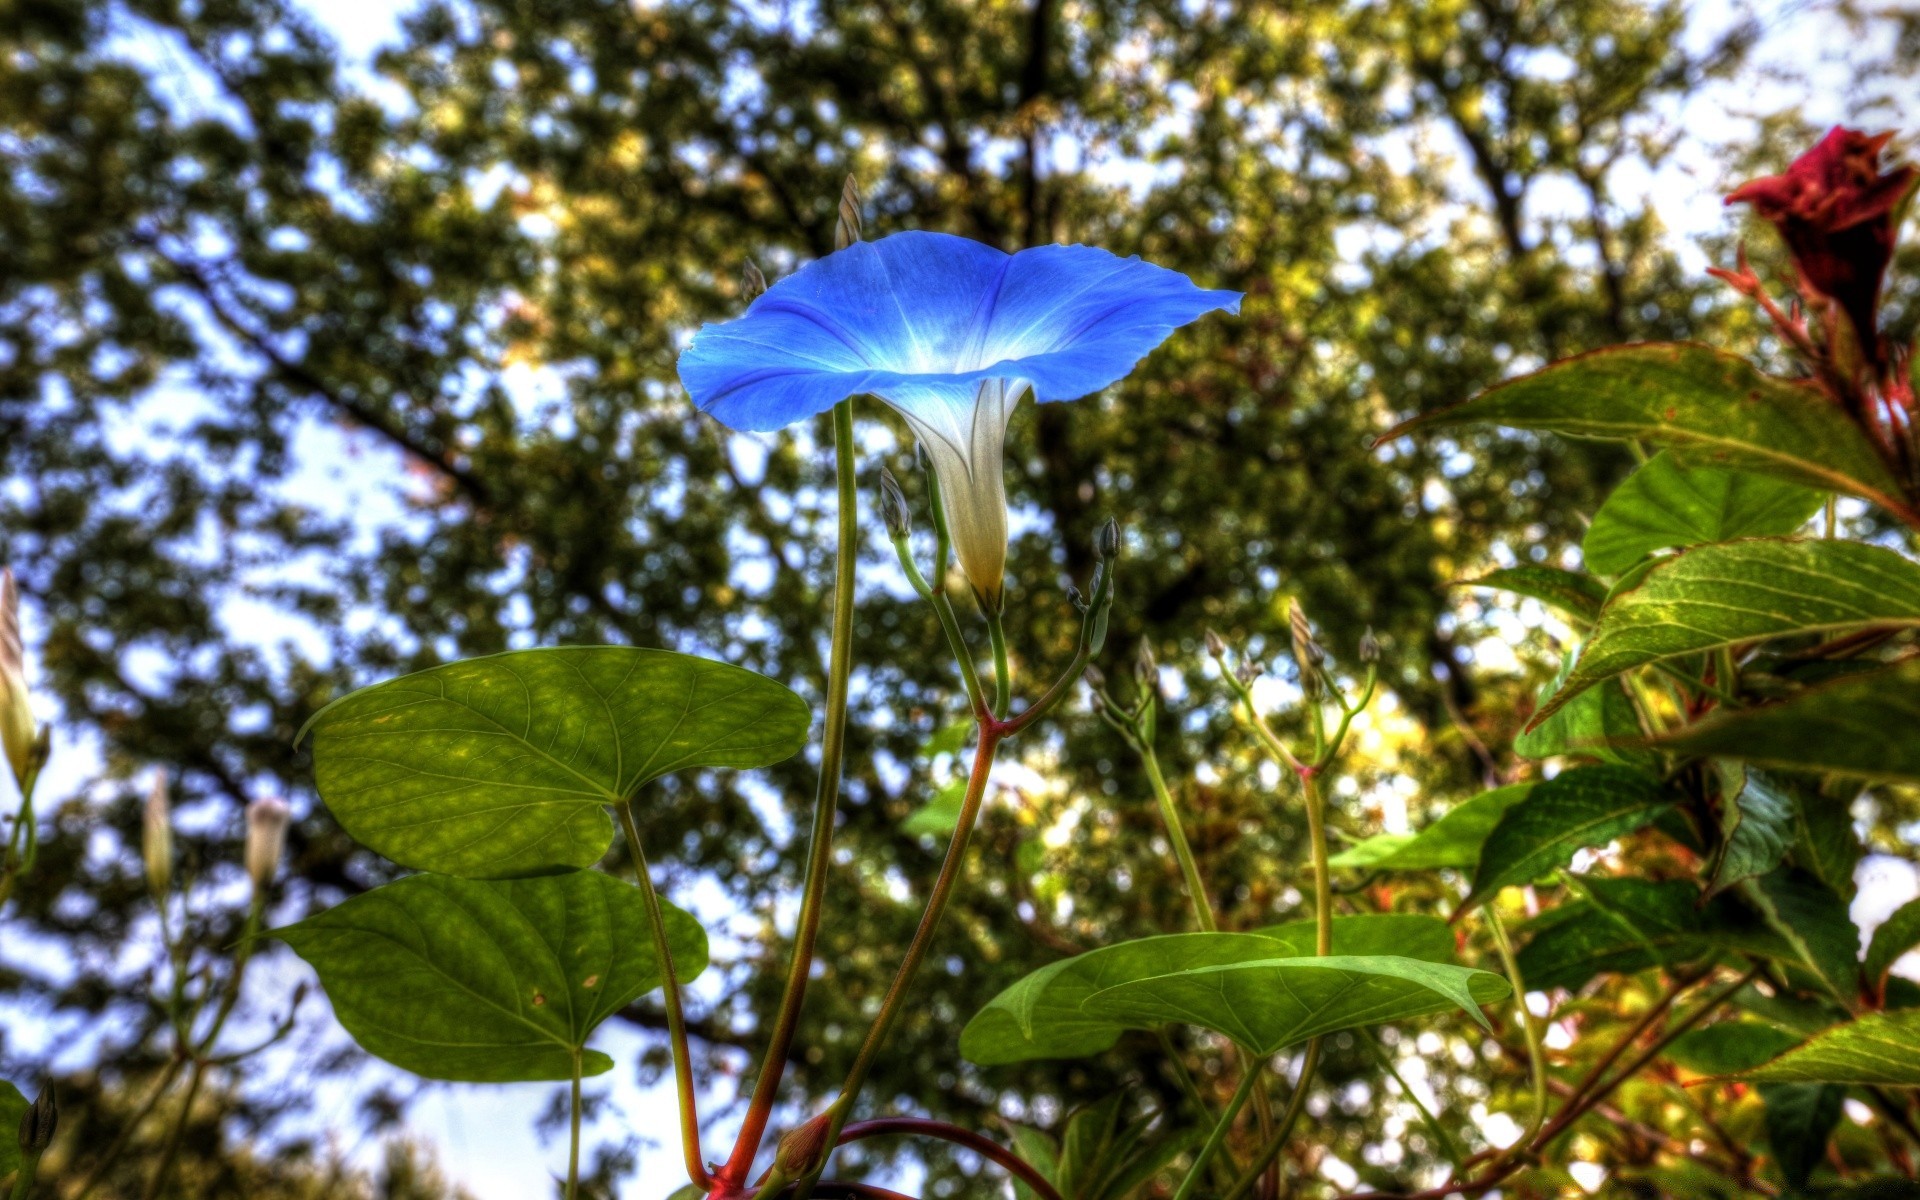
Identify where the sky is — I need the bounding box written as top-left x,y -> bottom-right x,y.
8,0 -> 1920,1198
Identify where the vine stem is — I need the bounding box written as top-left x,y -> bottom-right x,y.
1172,1059 -> 1263,1200
71,1060 -> 186,1200
1484,906 -> 1547,1160
784,726 -> 1004,1198
835,1117 -> 1063,1200
987,610 -> 1012,719
567,1052 -> 583,1200
1137,744 -> 1214,932
1221,1041 -> 1320,1200
722,397 -> 860,1186
620,802 -> 708,1190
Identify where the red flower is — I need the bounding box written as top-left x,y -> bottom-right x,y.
1727,127 -> 1916,358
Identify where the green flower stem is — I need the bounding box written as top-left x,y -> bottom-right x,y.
1137,744 -> 1214,932
1172,1056 -> 1264,1200
620,802 -> 708,1191
987,609 -> 1012,720
0,763 -> 38,910
886,532 -> 986,720
1361,1028 -> 1463,1168
71,1060 -> 186,1200
1485,905 -> 1547,1156
785,726 -> 1005,1199
567,1053 -> 583,1200
1221,1040 -> 1320,1200
9,1152 -> 41,1200
723,397 -> 861,1185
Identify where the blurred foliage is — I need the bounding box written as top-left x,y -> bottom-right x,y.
1,0 -> 1917,1193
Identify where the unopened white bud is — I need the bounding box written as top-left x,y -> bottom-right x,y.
245,798 -> 291,892
0,568 -> 36,789
143,771 -> 173,894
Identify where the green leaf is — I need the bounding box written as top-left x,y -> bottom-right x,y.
303,646 -> 811,877
1514,652 -> 1650,766
276,869 -> 707,1082
1709,764 -> 1797,898
1665,1022 -> 1802,1074
0,1080 -> 26,1180
1650,661 -> 1920,786
1388,344 -> 1913,521
923,723 -> 972,758
1082,953 -> 1507,1055
1329,784 -> 1533,871
1457,565 -> 1609,622
1865,898 -> 1920,997
1582,451 -> 1826,576
1744,1010 -> 1920,1085
900,779 -> 967,838
960,914 -> 1462,1066
1465,765 -> 1671,908
1763,1082 -> 1844,1190
1007,1126 -> 1060,1200
1516,877 -> 1790,991
1533,541 -> 1920,728
1748,869 -> 1861,1004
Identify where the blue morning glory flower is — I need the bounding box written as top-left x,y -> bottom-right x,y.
678,231 -> 1241,607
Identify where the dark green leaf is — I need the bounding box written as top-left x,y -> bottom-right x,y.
1388,344 -> 1913,521
276,870 -> 708,1082
1457,566 -> 1609,622
1865,899 -> 1920,997
1763,1082 -> 1844,1190
960,914 -> 1460,1066
1650,661 -> 1920,786
1516,877 -> 1789,991
1465,765 -> 1671,908
1330,784 -> 1533,871
1514,653 -> 1650,766
303,647 -> 811,877
1082,952 -> 1506,1055
1665,1022 -> 1802,1074
1582,451 -> 1825,576
0,1080 -> 25,1180
1533,541 -> 1920,728
1709,764 -> 1797,898
1795,783 -> 1866,901
1749,869 -> 1861,1004
1744,1011 -> 1920,1084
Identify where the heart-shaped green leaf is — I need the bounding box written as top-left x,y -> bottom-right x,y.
1649,660 -> 1920,784
1740,1010 -> 1920,1085
276,869 -> 707,1082
0,1080 -> 26,1180
1465,765 -> 1672,909
302,647 -> 810,877
960,914 -> 1470,1066
1388,344 -> 1913,523
1083,953 -> 1507,1054
1532,540 -> 1920,729
1582,451 -> 1826,577
1330,784 -> 1533,872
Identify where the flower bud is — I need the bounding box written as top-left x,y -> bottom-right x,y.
1066,583 -> 1085,612
19,1082 -> 56,1156
741,258 -> 767,300
833,175 -> 863,251
1094,518 -> 1120,563
1359,627 -> 1380,664
774,1112 -> 833,1179
143,771 -> 173,895
1727,127 -> 1918,360
878,468 -> 912,540
1,567 -> 37,790
1235,658 -> 1262,687
1134,637 -> 1158,693
1205,629 -> 1227,659
1083,664 -> 1106,691
245,798 -> 291,892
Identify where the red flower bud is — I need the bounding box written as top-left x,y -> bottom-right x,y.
1727,127 -> 1917,359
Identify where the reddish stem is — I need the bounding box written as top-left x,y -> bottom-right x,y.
837,1118 -> 1063,1200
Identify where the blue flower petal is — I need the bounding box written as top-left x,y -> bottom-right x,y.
678,232 -> 1240,431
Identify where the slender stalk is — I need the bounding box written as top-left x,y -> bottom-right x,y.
1138,746 -> 1214,932
1485,906 -> 1547,1156
835,1117 -> 1063,1200
987,610 -> 1011,720
71,1060 -> 185,1200
886,531 -> 986,719
620,802 -> 709,1191
1361,1029 -> 1463,1168
141,1058 -> 207,1200
9,1154 -> 41,1200
724,397 -> 861,1184
783,728 -> 1004,1198
1221,1041 -> 1321,1200
567,1052 -> 584,1200
1172,1059 -> 1264,1200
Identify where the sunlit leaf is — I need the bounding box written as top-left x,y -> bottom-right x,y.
1465,765 -> 1671,909
1582,451 -> 1825,576
1329,784 -> 1532,871
276,869 -> 707,1082
1533,541 -> 1920,727
960,914 -> 1461,1066
1514,653 -> 1650,766
1457,566 -> 1608,622
1388,344 -> 1913,521
302,647 -> 811,877
901,779 -> 967,838
1649,661 -> 1920,785
1742,1010 -> 1920,1085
